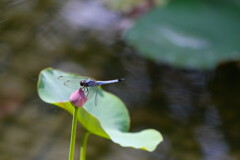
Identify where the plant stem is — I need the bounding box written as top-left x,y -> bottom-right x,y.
68,107 -> 79,160
80,130 -> 90,160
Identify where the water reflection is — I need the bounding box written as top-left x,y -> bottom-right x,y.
195,126 -> 231,160
0,0 -> 240,160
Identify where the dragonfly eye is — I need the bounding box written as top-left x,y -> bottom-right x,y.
80,81 -> 84,86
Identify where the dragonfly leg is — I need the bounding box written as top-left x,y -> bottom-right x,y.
82,86 -> 89,98
82,86 -> 85,92
86,87 -> 89,98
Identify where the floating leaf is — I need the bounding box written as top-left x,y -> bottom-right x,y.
37,68 -> 162,151
125,0 -> 240,69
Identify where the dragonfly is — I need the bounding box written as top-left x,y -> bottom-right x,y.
57,76 -> 124,105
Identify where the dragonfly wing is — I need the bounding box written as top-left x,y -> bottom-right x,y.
95,87 -> 99,106
63,79 -> 81,89
91,86 -> 104,106
57,76 -> 87,89
57,76 -> 88,81
86,86 -> 98,100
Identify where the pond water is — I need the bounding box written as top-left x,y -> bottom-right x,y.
0,0 -> 240,160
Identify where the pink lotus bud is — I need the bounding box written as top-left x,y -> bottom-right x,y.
70,88 -> 87,107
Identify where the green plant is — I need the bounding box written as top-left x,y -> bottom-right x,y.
37,68 -> 162,160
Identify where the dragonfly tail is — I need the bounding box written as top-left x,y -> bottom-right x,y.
118,78 -> 125,82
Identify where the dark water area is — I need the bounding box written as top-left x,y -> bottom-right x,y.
0,0 -> 240,160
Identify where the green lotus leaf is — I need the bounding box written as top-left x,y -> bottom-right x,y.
125,0 -> 240,69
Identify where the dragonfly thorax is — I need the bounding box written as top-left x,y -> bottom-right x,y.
80,79 -> 96,87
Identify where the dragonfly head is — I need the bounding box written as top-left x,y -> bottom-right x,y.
80,81 -> 84,86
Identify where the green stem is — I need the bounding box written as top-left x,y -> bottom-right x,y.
80,130 -> 90,160
68,107 -> 79,160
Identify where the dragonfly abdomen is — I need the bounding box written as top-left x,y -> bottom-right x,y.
96,78 -> 125,86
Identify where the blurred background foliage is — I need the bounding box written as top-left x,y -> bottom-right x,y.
0,0 -> 240,160
102,0 -> 166,12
